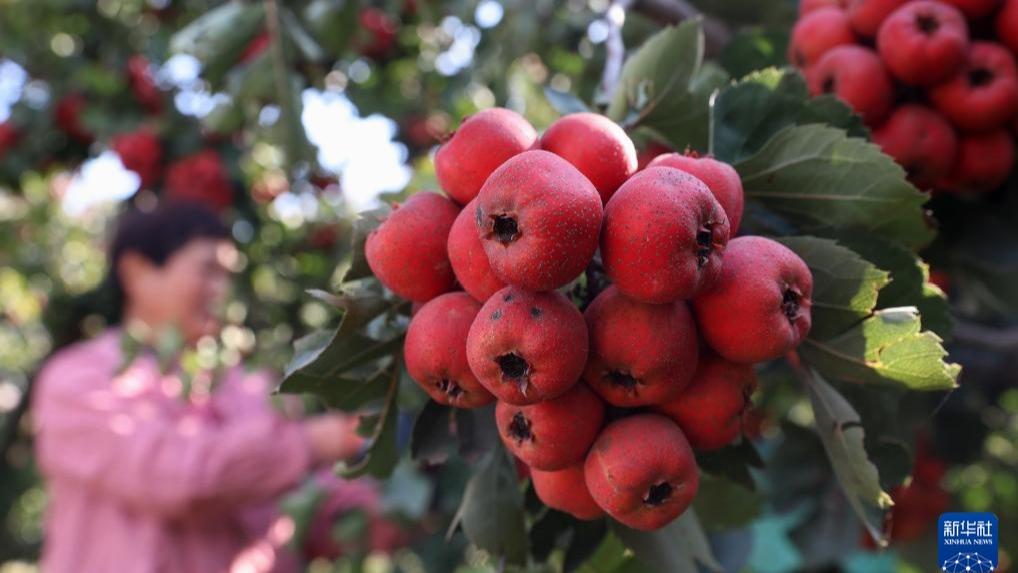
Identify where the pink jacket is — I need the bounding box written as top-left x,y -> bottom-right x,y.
33,329 -> 312,573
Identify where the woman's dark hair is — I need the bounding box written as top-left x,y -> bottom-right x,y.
106,202 -> 231,322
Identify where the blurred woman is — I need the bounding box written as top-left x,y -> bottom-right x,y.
33,202 -> 366,572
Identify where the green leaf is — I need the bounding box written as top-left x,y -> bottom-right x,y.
169,2 -> 265,87
718,27 -> 789,79
641,62 -> 730,153
574,531 -> 644,573
692,473 -> 762,532
801,369 -> 892,546
777,237 -> 890,340
711,68 -> 867,163
340,205 -> 390,284
612,509 -> 722,573
606,21 -> 712,150
338,364 -> 400,479
695,440 -> 763,492
410,400 -> 456,464
543,87 -> 590,116
449,445 -> 528,564
800,307 -> 960,391
281,7 -> 325,63
734,124 -> 935,249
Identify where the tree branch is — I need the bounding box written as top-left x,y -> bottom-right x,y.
632,0 -> 731,56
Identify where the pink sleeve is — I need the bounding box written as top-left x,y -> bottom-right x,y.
33,351 -> 314,519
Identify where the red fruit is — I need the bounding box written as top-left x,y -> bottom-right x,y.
939,0 -> 1000,19
405,293 -> 494,408
807,45 -> 895,126
654,353 -> 757,451
877,1 -> 969,86
435,108 -> 537,205
928,269 -> 951,293
539,112 -> 638,204
929,42 -> 1018,133
999,0 -> 1018,55
447,199 -> 506,302
111,129 -> 163,188
495,383 -> 604,470
872,104 -> 958,189
583,286 -> 699,407
601,166 -> 730,304
584,414 -> 699,531
358,8 -> 398,59
466,286 -> 588,405
164,150 -> 234,212
846,0 -> 907,37
476,150 -> 603,291
365,192 -> 459,302
0,122 -> 20,157
239,31 -> 270,64
788,8 -> 856,68
531,464 -> 605,520
800,0 -> 846,15
938,129 -> 1016,192
126,55 -> 163,114
647,153 -> 745,234
54,94 -> 93,144
636,141 -> 671,170
692,236 -> 813,363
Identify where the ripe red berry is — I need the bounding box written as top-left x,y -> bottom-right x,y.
466,286 -> 588,405
692,236 -> 813,363
54,94 -> 93,144
476,150 -> 603,292
938,129 -> 1016,193
846,0 -> 907,37
111,129 -> 163,188
447,199 -> 506,302
647,152 -> 745,234
358,8 -> 398,59
164,150 -> 234,212
584,414 -> 699,531
654,353 -> 757,451
539,112 -> 638,204
872,104 -> 958,189
877,1 -> 969,86
435,108 -> 537,205
126,55 -> 163,115
495,383 -> 604,470
637,141 -> 671,169
405,293 -> 495,408
806,45 -> 895,126
601,166 -> 730,304
939,0 -> 1001,20
531,464 -> 605,520
239,32 -> 271,64
365,192 -> 459,302
788,7 -> 856,68
999,0 -> 1018,55
800,0 -> 847,15
929,42 -> 1018,133
0,122 -> 21,158
583,286 -> 699,407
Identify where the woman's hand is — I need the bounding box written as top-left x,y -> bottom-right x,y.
304,414 -> 366,464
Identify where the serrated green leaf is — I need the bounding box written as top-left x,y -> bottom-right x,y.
449,444 -> 528,564
734,124 -> 935,249
641,61 -> 730,153
802,369 -> 892,546
711,68 -> 866,163
800,307 -> 960,391
692,473 -> 762,532
778,236 -> 890,340
612,509 -> 722,573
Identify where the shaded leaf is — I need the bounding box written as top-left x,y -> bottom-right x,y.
341,205 -> 390,284
564,518 -> 609,572
696,440 -> 763,491
718,27 -> 789,79
449,445 -> 528,564
612,509 -> 722,573
339,364 -> 401,479
455,404 -> 500,462
410,400 -> 456,464
169,3 -> 265,87
692,473 -> 762,532
641,62 -> 730,152
544,87 -> 591,115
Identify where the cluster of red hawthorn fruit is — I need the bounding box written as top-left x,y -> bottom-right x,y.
364,108 -> 815,531
791,0 -> 1018,192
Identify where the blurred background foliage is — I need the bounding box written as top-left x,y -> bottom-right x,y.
0,0 -> 1015,572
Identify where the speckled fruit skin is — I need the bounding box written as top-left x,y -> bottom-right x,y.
475,150 -> 603,292
846,0 -> 907,37
365,192 -> 459,302
601,166 -> 730,304
788,7 -> 856,68
447,199 -> 506,302
405,293 -> 494,408
466,286 -> 588,405
877,1 -> 969,86
495,383 -> 605,471
800,0 -> 846,16
938,130 -> 1016,193
434,107 -> 537,205
806,45 -> 894,126
692,237 -> 813,364
531,464 -> 605,520
929,42 -> 1018,133
583,286 -> 699,407
584,414 -> 699,531
872,104 -> 958,189
999,0 -> 1018,55
654,353 -> 757,451
940,0 -> 1001,19
647,153 -> 745,234
539,113 -> 638,204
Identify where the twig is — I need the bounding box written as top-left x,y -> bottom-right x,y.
632,0 -> 732,56
599,0 -> 636,105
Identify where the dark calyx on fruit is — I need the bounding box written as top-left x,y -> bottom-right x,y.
497,352 -> 531,392
916,13 -> 939,34
696,224 -> 716,268
782,288 -> 802,322
507,412 -> 533,443
436,378 -> 463,399
492,213 -> 520,244
643,482 -> 673,506
968,68 -> 993,87
605,369 -> 640,392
